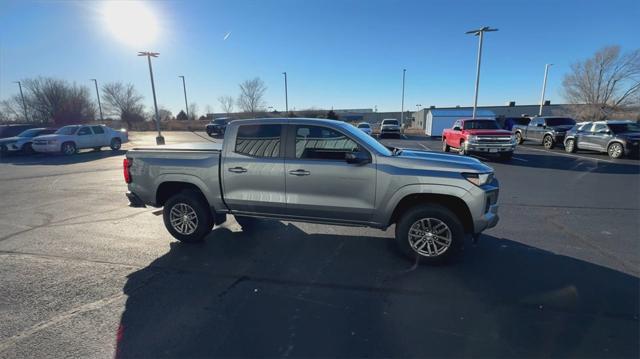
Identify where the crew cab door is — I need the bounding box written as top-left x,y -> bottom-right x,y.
221,122 -> 287,214
76,126 -> 97,148
590,123 -> 612,151
91,126 -> 109,146
528,118 -> 544,141
283,124 -> 376,222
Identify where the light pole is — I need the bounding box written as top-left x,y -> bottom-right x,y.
282,72 -> 288,113
416,104 -> 422,110
138,51 -> 164,145
13,81 -> 28,122
178,75 -> 189,118
465,26 -> 498,119
539,64 -> 552,116
90,79 -> 104,122
400,69 -> 406,126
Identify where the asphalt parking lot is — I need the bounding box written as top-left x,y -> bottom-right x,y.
1,131 -> 638,358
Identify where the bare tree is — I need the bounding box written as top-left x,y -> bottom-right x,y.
563,46 -> 640,120
188,102 -> 198,120
157,107 -> 173,121
218,95 -> 234,114
237,77 -> 267,115
101,82 -> 145,129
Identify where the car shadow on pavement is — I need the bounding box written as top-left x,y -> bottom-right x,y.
115,221 -> 638,358
0,149 -> 126,165
476,152 -> 640,174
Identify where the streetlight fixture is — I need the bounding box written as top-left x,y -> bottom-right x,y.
178,75 -> 189,118
90,79 -> 104,122
13,81 -> 28,122
416,104 -> 422,110
138,51 -> 164,145
282,72 -> 288,113
465,26 -> 498,119
539,64 -> 553,116
401,69 -> 406,126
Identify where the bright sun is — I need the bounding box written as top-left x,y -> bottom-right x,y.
102,1 -> 159,47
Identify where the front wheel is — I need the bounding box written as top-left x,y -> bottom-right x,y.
442,139 -> 450,152
395,204 -> 464,265
61,142 -> 76,156
163,190 -> 213,243
565,139 -> 577,153
110,138 -> 121,151
543,135 -> 555,149
515,132 -> 523,144
458,141 -> 467,155
608,142 -> 624,159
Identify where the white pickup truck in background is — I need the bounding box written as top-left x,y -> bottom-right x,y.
32,124 -> 128,155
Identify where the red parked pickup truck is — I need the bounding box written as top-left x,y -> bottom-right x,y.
442,118 -> 517,160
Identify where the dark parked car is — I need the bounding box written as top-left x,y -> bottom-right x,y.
0,124 -> 37,139
564,120 -> 640,159
206,118 -> 232,137
0,127 -> 57,154
513,116 -> 576,149
497,116 -> 530,131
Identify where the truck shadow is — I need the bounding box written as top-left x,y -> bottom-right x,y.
115,221 -> 639,358
0,149 -> 126,165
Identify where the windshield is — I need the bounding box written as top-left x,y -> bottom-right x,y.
341,123 -> 392,156
213,119 -> 227,124
16,129 -> 43,137
608,122 -> 640,133
357,123 -> 370,128
546,118 -> 576,126
55,126 -> 78,135
463,120 -> 500,129
382,120 -> 399,126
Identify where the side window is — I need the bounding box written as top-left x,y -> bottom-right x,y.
77,127 -> 93,136
531,118 -> 540,126
91,126 -> 105,134
234,124 -> 281,158
592,123 -> 608,133
453,121 -> 460,130
295,125 -> 359,160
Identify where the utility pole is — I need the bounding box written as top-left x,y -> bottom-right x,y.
539,64 -> 552,116
90,79 -> 104,121
178,75 -> 189,118
138,51 -> 164,145
13,81 -> 29,121
465,26 -> 498,119
282,72 -> 288,113
401,69 -> 406,126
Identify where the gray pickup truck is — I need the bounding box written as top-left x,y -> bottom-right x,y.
513,116 -> 576,149
124,118 -> 499,264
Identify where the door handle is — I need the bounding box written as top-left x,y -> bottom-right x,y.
228,166 -> 248,173
288,169 -> 310,176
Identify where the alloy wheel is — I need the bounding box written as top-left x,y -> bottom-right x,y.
407,217 -> 452,257
169,203 -> 199,235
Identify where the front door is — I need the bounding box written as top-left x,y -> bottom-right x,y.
221,123 -> 287,215
591,123 -> 612,151
76,126 -> 97,148
284,124 -> 376,222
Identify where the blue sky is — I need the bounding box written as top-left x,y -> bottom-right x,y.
1,0 -> 638,115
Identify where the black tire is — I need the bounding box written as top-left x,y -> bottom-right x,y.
110,138 -> 121,151
543,135 -> 555,149
234,216 -> 261,231
565,139 -> 577,153
499,151 -> 513,161
458,140 -> 467,155
163,190 -> 213,243
515,131 -> 523,145
61,142 -> 76,156
22,142 -> 34,154
442,138 -> 450,152
607,142 -> 624,159
395,204 -> 464,265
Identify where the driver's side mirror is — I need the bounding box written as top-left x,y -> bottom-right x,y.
453,126 -> 461,131
345,150 -> 370,165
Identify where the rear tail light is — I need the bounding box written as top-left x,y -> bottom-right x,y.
123,158 -> 133,183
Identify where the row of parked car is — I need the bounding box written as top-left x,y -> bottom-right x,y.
0,124 -> 129,156
440,116 -> 639,160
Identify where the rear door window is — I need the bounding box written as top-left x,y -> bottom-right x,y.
234,124 -> 281,158
91,126 -> 105,134
77,127 -> 93,136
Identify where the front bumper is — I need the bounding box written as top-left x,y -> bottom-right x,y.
31,143 -> 61,153
472,184 -> 500,234
0,142 -> 22,152
465,142 -> 516,153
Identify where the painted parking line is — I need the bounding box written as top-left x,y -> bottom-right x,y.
511,156 -> 528,162
419,143 -> 430,150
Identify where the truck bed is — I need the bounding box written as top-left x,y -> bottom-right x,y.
130,142 -> 222,152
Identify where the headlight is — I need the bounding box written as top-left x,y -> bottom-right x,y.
467,135 -> 479,143
462,172 -> 494,186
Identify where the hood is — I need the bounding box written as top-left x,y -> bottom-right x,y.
394,148 -> 493,173
548,125 -> 575,132
33,134 -> 71,141
464,129 -> 512,136
0,136 -> 21,144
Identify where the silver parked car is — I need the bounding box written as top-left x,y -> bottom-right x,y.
32,125 -> 128,155
356,122 -> 373,136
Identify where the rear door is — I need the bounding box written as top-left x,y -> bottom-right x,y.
91,126 -> 109,146
283,123 -> 376,222
528,118 -> 543,141
75,126 -> 96,148
591,123 -> 611,151
221,122 -> 287,215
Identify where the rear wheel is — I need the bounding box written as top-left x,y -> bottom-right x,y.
163,190 -> 213,243
543,135 -> 554,149
565,139 -> 577,153
607,142 -> 624,159
110,138 -> 121,151
395,204 -> 464,265
61,142 -> 76,156
442,138 -> 450,152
